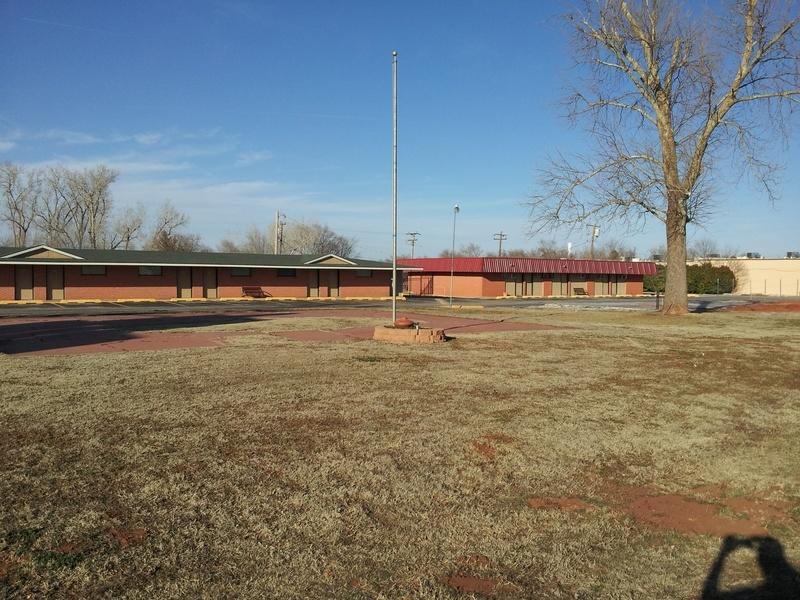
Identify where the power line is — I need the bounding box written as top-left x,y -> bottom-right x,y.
405,232 -> 420,258
493,231 -> 508,256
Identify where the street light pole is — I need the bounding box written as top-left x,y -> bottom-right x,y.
391,50 -> 398,324
449,204 -> 459,307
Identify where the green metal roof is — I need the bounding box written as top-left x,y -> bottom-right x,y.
0,245 -> 415,270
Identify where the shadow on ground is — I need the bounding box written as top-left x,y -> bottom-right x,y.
0,312 -> 290,355
701,536 -> 800,599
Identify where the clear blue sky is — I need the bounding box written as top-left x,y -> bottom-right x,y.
1,0 -> 798,258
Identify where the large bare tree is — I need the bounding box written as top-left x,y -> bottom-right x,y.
36,165 -> 118,249
0,163 -> 41,246
529,0 -> 799,314
145,201 -> 206,252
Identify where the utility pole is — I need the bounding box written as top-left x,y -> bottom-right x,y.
493,231 -> 507,256
589,225 -> 600,259
406,232 -> 420,258
274,210 -> 280,254
391,50 -> 398,324
449,204 -> 459,307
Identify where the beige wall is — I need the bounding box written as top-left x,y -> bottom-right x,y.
700,259 -> 800,296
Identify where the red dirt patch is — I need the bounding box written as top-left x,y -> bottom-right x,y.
471,433 -> 515,459
109,527 -> 147,549
527,497 -> 595,512
624,494 -> 767,536
441,574 -> 497,596
593,479 -> 794,536
472,440 -> 497,459
725,301 -> 800,313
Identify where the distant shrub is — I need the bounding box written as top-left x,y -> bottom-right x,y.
645,263 -> 736,294
687,262 -> 736,294
644,265 -> 666,293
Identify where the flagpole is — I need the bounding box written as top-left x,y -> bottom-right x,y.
391,50 -> 398,325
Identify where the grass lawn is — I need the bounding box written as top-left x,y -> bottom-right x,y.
1,308 -> 799,598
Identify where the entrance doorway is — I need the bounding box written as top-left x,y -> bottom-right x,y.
46,266 -> 64,300
177,267 -> 192,298
14,265 -> 34,300
327,270 -> 339,297
203,268 -> 217,299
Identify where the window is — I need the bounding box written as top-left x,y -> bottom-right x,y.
81,265 -> 106,276
277,268 -> 296,278
231,267 -> 251,277
138,266 -> 162,276
355,270 -> 372,277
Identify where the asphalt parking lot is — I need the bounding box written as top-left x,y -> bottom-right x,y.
0,294 -> 778,319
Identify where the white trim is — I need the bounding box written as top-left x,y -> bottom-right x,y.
0,245 -> 84,260
303,253 -> 358,266
0,260 -> 422,271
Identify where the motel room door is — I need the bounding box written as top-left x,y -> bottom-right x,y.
594,274 -> 608,296
525,274 -> 543,297
14,265 -> 34,300
505,274 -> 524,296
327,270 -> 339,298
552,273 -> 568,296
610,275 -> 627,296
203,268 -> 217,299
308,270 -> 319,297
177,267 -> 192,298
46,266 -> 64,300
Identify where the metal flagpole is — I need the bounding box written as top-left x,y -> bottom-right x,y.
391,50 -> 398,324
449,204 -> 459,307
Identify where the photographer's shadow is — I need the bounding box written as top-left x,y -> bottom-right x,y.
702,535 -> 800,599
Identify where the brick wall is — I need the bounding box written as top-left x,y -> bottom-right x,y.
65,265 -> 178,299
0,266 -> 14,300
338,269 -> 391,297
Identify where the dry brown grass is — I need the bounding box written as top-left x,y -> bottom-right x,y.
1,308 -> 799,598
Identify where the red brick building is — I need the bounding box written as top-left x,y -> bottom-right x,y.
402,257 -> 657,298
0,245 -> 412,301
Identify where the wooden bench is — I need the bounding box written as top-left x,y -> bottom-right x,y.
572,287 -> 588,296
241,286 -> 269,298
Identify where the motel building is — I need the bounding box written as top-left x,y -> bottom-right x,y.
0,245 -> 413,302
402,257 -> 657,298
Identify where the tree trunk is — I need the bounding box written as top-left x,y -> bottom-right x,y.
663,201 -> 689,315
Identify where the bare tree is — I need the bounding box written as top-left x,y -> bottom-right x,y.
109,204 -> 146,250
218,227 -> 270,253
689,238 -> 719,259
532,240 -> 567,258
529,0 -> 800,314
282,221 -> 356,256
35,165 -> 118,248
439,242 -> 484,257
76,166 -> 117,249
578,240 -> 637,259
37,167 -> 79,247
145,201 -> 206,252
0,164 -> 41,246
